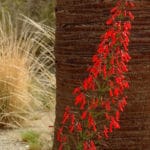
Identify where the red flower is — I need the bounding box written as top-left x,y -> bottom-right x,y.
88,114 -> 97,131
81,111 -> 88,120
110,6 -> 118,13
122,97 -> 127,106
118,101 -> 123,112
56,1 -> 134,148
92,54 -> 99,63
108,67 -> 115,76
121,51 -> 131,62
114,88 -> 120,97
89,98 -> 99,109
68,114 -> 75,132
109,80 -> 114,87
109,89 -> 113,97
62,111 -> 69,124
83,75 -> 95,90
124,10 -> 127,17
121,62 -> 128,72
116,110 -> 120,121
76,122 -> 82,132
125,1 -> 135,8
105,30 -> 113,38
129,1 -> 135,7
71,114 -> 75,124
57,127 -> 63,142
73,87 -> 81,95
123,80 -> 129,88
118,97 -> 127,112
75,93 -> 86,109
97,133 -> 102,140
110,56 -> 114,65
106,18 -> 113,25
89,140 -> 96,150
62,106 -> 70,124
128,11 -> 134,20
103,125 -> 109,138
80,97 -> 86,110
83,79 -> 89,90
65,106 -> 70,112
124,21 -> 131,30
111,98 -> 115,103
57,127 -> 66,143
97,43 -> 105,53
105,113 -> 110,120
69,125 -> 74,133
83,141 -> 88,150
111,117 -> 120,129
109,121 -> 113,133
102,65 -> 107,79
90,66 -> 100,78
58,143 -> 63,150
104,101 -> 111,111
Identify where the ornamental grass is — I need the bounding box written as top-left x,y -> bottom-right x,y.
0,10 -> 55,128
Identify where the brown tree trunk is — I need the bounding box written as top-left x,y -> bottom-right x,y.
53,0 -> 150,149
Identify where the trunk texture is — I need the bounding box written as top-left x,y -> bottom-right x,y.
53,0 -> 150,149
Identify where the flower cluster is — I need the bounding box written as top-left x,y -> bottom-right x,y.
56,0 -> 135,149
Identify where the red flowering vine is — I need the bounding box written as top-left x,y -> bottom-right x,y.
55,0 -> 135,149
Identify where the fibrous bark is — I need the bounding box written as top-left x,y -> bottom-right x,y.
53,0 -> 150,149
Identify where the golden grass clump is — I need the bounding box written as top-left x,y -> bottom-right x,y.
0,11 -> 55,128
0,57 -> 30,127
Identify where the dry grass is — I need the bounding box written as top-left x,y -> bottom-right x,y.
0,10 -> 55,128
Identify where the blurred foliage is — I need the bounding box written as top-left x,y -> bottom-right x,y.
0,0 -> 55,26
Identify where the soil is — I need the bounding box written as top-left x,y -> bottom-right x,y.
0,110 -> 55,150
0,129 -> 27,150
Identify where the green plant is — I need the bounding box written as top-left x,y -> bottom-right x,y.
21,130 -> 42,150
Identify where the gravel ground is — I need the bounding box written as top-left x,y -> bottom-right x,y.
0,111 -> 55,150
0,130 -> 29,150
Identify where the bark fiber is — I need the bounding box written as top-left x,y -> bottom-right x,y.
53,0 -> 150,149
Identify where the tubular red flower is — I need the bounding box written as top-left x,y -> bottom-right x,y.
97,133 -> 102,140
75,93 -> 86,109
81,111 -> 88,120
103,125 -> 109,138
76,122 -> 82,132
102,65 -> 107,79
125,1 -> 135,8
62,112 -> 69,124
83,141 -> 88,150
58,144 -> 63,150
114,88 -> 120,97
128,11 -> 134,20
89,98 -> 99,110
89,141 -> 96,150
116,110 -> 120,121
106,18 -> 113,25
110,6 -> 118,13
104,101 -> 111,111
57,127 -> 66,143
73,87 -> 81,95
111,116 -> 120,129
56,1 -> 134,148
88,113 -> 97,131
129,1 -> 135,7
69,125 -> 74,133
109,89 -> 113,97
105,113 -> 110,120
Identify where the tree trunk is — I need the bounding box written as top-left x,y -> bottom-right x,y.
53,0 -> 150,149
